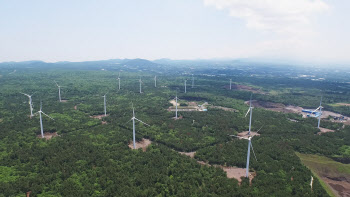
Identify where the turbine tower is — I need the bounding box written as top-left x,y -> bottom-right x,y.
35,102 -> 54,138
184,79 -> 187,93
245,137 -> 257,178
230,79 -> 232,90
318,97 -> 323,128
139,77 -> 143,93
174,92 -> 179,119
313,96 -> 323,128
154,75 -> 157,88
20,92 -> 34,117
54,81 -> 62,102
102,94 -> 107,116
192,74 -> 194,88
245,95 -> 253,135
230,135 -> 257,178
127,104 -> 150,149
117,72 -> 121,90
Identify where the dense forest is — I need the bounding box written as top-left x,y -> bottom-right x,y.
0,61 -> 349,196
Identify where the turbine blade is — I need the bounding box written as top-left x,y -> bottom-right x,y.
250,142 -> 258,161
41,112 -> 54,120
134,118 -> 150,126
20,92 -> 30,97
257,125 -> 264,133
54,81 -> 59,87
245,108 -> 250,117
125,118 -> 133,125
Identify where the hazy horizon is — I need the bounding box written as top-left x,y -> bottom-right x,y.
1,0 -> 350,65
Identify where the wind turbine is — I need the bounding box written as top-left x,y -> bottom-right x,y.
34,102 -> 54,138
102,94 -> 107,116
20,92 -> 34,117
312,96 -> 323,128
139,77 -> 143,93
154,75 -> 157,88
192,74 -> 194,88
117,72 -> 121,90
54,81 -> 63,102
230,79 -> 232,90
245,95 -> 253,135
184,79 -> 187,93
127,104 -> 150,149
174,92 -> 179,119
230,135 -> 257,178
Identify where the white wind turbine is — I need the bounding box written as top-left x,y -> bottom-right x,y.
35,102 -> 54,138
245,95 -> 254,135
117,72 -> 121,90
127,104 -> 150,149
230,135 -> 258,178
154,75 -> 157,88
312,96 -> 323,128
54,81 -> 63,102
20,92 -> 34,117
102,93 -> 107,116
174,91 -> 179,119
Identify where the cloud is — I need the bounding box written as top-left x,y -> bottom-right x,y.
203,0 -> 329,34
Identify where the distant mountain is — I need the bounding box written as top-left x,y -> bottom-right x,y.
122,58 -> 159,67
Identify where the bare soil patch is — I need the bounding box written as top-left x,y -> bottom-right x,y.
226,84 -> 266,94
325,177 -> 350,197
247,100 -> 350,126
168,100 -> 208,112
179,151 -> 196,158
128,138 -> 152,152
297,153 -> 350,197
172,115 -> 183,120
210,106 -> 239,112
318,127 -> 335,135
101,121 -> 107,125
169,100 -> 180,107
196,160 -> 255,183
246,100 -> 303,114
90,114 -> 109,119
37,132 -> 59,140
60,100 -> 68,103
237,131 -> 260,139
74,105 -> 77,110
336,103 -> 350,107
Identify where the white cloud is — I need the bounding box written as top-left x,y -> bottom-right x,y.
203,0 -> 329,34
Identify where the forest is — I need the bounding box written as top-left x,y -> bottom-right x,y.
0,60 -> 349,196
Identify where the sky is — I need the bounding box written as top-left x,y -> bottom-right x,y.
0,0 -> 349,64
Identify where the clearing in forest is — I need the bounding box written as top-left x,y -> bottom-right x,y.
128,138 -> 152,152
236,131 -> 260,139
296,152 -> 350,197
318,127 -> 335,135
90,114 -> 109,119
179,151 -> 196,158
37,132 -> 59,140
179,151 -> 255,183
225,84 -> 267,94
168,100 -> 208,111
